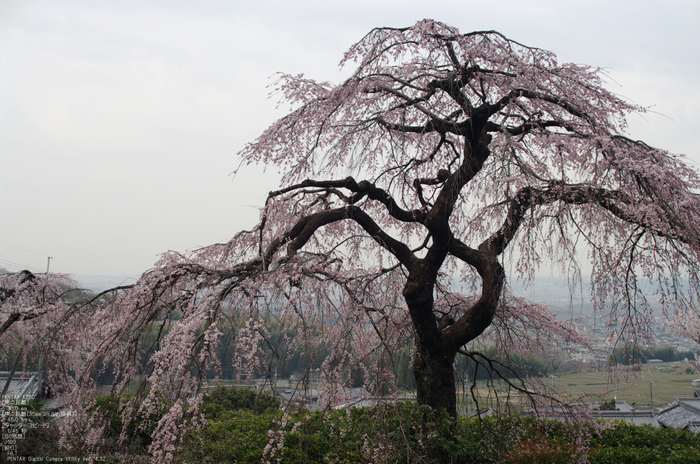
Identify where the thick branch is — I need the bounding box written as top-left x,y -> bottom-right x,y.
484,119 -> 578,136
488,88 -> 592,124
264,206 -> 417,270
442,238 -> 505,351
268,177 -> 426,224
0,313 -> 21,339
425,132 -> 492,238
376,115 -> 467,137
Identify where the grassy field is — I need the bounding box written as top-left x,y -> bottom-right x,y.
458,362 -> 698,413
553,362 -> 698,407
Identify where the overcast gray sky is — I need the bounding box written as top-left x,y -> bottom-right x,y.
1,0 -> 699,276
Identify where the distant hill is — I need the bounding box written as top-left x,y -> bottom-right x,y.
74,274 -> 141,292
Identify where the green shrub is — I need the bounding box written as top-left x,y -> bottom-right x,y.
180,401 -> 700,463
597,399 -> 617,411
589,423 -> 700,464
202,385 -> 280,419
87,393 -> 170,455
186,409 -> 280,463
498,438 -> 588,464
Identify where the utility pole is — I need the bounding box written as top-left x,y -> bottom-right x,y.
46,257 -> 52,274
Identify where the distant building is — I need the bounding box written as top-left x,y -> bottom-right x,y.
277,388 -> 319,408
594,402 -> 660,427
274,385 -> 408,410
656,398 -> 700,432
0,370 -> 42,399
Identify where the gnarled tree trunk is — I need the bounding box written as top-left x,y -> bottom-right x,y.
414,343 -> 458,416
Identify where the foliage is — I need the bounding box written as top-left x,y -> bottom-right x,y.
185,402 -> 487,463
589,422 -> 700,464
499,438 -> 588,464
180,401 -> 700,464
6,396 -> 699,463
84,393 -> 170,455
597,399 -> 617,411
185,409 -> 280,463
202,385 -> 280,418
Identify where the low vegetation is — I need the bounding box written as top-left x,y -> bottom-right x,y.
184,397 -> 700,464
7,387 -> 699,463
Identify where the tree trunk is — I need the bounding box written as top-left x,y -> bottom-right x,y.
402,260 -> 461,416
414,343 -> 457,416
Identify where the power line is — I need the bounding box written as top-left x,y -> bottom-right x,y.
50,258 -> 73,274
0,241 -> 66,274
0,258 -> 45,273
0,241 -> 49,258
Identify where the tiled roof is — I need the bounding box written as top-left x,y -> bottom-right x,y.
657,398 -> 700,430
0,371 -> 40,399
596,410 -> 659,427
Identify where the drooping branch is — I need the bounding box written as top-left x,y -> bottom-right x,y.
0,271 -> 83,338
0,270 -> 36,303
435,173 -> 694,351
482,183 -> 629,256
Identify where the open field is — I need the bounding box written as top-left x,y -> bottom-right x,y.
458,361 -> 699,413
553,362 -> 698,407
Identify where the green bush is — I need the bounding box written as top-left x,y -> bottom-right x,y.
499,438 -> 588,464
86,392 -> 171,456
597,399 -> 617,411
181,401 -> 700,463
589,423 -> 700,464
186,409 -> 280,463
202,385 -> 280,419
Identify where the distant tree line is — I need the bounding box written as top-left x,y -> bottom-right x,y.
609,345 -> 699,365
456,347 -> 552,381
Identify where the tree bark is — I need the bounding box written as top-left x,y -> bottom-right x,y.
403,262 -> 460,416
403,245 -> 504,417
413,343 -> 457,416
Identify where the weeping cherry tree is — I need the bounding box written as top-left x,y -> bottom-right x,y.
30,20 -> 700,459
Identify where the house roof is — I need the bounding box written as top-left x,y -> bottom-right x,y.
613,401 -> 635,412
657,398 -> 700,430
596,409 -> 660,427
0,371 -> 40,399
